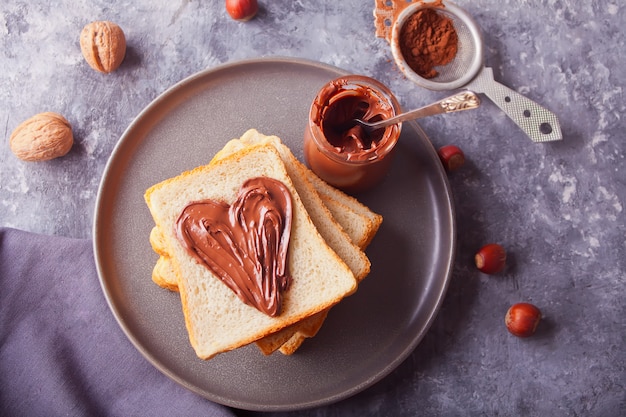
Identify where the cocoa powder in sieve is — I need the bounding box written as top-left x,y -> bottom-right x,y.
399,8 -> 458,79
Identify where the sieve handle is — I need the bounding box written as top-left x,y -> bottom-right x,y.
466,67 -> 562,142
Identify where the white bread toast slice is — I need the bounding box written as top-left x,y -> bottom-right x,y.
144,144 -> 358,359
148,130 -> 383,355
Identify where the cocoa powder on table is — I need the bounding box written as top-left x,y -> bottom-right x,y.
399,8 -> 458,79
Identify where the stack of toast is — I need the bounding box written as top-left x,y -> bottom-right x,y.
145,129 -> 382,359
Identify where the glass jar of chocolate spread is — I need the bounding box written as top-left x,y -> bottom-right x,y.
304,75 -> 401,193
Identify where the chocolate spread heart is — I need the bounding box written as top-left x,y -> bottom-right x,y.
175,177 -> 292,317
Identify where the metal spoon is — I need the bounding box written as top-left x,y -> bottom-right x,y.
353,90 -> 480,134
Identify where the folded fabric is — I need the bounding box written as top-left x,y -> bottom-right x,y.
0,227 -> 236,417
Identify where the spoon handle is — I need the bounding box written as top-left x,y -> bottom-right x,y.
372,90 -> 481,129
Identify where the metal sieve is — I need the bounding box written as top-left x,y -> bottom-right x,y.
390,0 -> 562,142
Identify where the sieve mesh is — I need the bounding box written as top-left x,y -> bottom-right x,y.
430,9 -> 476,84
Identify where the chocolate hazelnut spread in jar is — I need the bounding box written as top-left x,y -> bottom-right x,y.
304,75 -> 402,193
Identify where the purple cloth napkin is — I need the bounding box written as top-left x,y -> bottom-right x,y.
0,228 -> 237,417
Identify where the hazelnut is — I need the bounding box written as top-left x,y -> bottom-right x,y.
437,144 -> 465,172
9,112 -> 73,162
225,0 -> 258,21
475,243 -> 507,274
505,303 -> 542,337
80,21 -> 126,73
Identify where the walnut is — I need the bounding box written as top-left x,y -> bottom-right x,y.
80,21 -> 126,73
9,112 -> 74,162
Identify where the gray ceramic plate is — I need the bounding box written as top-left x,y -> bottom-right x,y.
93,57 -> 455,411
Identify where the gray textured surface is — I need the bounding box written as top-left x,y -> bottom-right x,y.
1,1 -> 624,416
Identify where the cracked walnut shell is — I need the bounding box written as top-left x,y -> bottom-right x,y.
9,112 -> 74,162
80,21 -> 126,73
